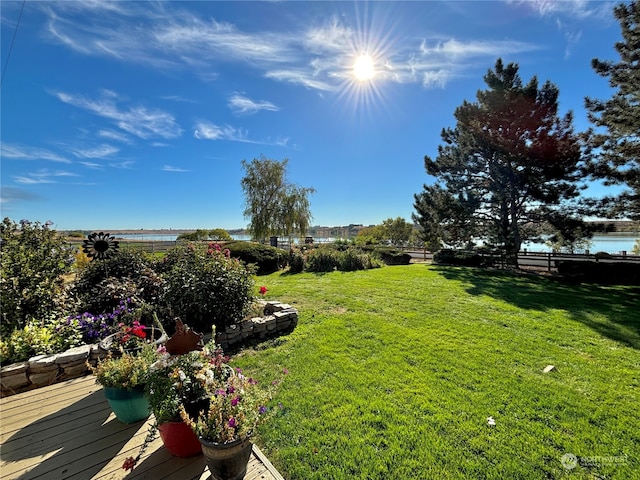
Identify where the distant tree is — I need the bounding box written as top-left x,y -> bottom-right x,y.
241,157 -> 315,242
584,1 -> 640,219
177,229 -> 231,241
355,225 -> 385,245
381,217 -> 414,248
413,59 -> 586,266
208,229 -> 233,241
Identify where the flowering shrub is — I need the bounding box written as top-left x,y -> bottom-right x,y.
0,218 -> 74,337
62,298 -> 133,344
71,250 -> 164,315
161,243 -> 255,333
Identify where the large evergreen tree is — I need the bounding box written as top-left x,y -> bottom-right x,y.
413,59 -> 586,265
584,1 -> 640,219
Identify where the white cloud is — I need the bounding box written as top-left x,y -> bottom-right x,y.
40,2 -> 546,92
98,129 -> 132,143
265,70 -> 336,92
79,161 -> 102,169
419,38 -> 538,58
194,121 -> 290,147
194,122 -> 249,142
508,0 -> 611,20
304,17 -> 355,54
1,144 -> 71,163
13,169 -> 78,184
71,144 -> 119,158
162,165 -> 189,172
55,91 -> 183,140
228,93 -> 280,115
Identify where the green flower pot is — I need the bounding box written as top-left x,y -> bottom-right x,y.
103,386 -> 150,423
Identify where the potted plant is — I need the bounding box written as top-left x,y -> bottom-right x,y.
179,366 -> 282,480
143,343 -> 232,458
98,316 -> 167,356
91,345 -> 157,423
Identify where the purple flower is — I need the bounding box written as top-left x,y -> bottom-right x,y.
228,417 -> 236,428
283,368 -> 289,375
259,406 -> 268,415
235,367 -> 242,374
227,386 -> 235,394
231,397 -> 240,407
248,378 -> 258,385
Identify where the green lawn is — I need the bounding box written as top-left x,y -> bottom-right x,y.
234,265 -> 639,479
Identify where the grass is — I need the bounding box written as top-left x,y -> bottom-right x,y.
233,265 -> 639,480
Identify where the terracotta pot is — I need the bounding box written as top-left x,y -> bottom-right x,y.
199,437 -> 252,480
102,386 -> 150,423
158,421 -> 202,457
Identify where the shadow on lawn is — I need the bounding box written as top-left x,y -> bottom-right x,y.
431,266 -> 640,349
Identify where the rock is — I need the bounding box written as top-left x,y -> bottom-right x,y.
1,362 -> 28,375
29,354 -> 59,372
0,362 -> 29,390
56,345 -> 91,364
29,371 -> 59,387
62,362 -> 90,378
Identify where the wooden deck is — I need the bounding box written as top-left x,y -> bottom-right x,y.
0,375 -> 284,480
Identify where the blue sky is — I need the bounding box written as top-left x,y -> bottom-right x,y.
0,1 -> 626,231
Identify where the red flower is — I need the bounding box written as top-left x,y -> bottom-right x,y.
122,457 -> 136,471
132,327 -> 146,339
259,286 -> 268,296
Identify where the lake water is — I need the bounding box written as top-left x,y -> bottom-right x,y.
522,233 -> 638,254
116,233 -> 639,254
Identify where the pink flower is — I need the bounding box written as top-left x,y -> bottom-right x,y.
231,396 -> 240,406
228,417 -> 236,428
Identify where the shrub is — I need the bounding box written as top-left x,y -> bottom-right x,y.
338,249 -> 381,271
362,246 -> 412,265
0,218 -> 75,337
224,241 -> 287,275
161,244 -> 255,333
71,250 -> 164,315
433,249 -> 485,267
305,247 -> 341,272
0,319 -> 83,365
556,260 -> 640,285
288,248 -> 305,273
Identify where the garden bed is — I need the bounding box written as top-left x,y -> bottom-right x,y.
0,301 -> 298,397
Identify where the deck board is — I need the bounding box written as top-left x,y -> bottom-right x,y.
0,375 -> 284,480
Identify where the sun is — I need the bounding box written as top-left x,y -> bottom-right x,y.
353,54 -> 375,81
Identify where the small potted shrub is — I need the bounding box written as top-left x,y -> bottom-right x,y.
91,345 -> 157,423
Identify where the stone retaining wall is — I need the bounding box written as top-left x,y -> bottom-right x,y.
0,345 -> 108,397
216,301 -> 298,351
0,301 -> 298,397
